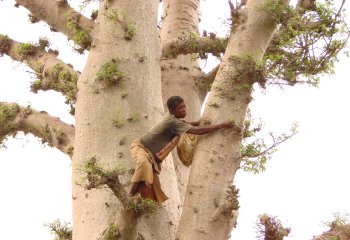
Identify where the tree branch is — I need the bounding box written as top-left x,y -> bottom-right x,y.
0,36 -> 79,111
239,120 -> 298,174
162,36 -> 227,58
312,224 -> 350,240
80,157 -> 159,215
266,0 -> 316,55
240,132 -> 293,160
263,0 -> 349,86
0,102 -> 75,157
194,64 -> 220,101
15,0 -> 94,51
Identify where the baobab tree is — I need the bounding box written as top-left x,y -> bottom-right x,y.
0,0 -> 349,240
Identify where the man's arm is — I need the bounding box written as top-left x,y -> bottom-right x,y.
186,122 -> 233,135
189,120 -> 201,126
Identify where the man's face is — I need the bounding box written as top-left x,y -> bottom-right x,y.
172,101 -> 187,118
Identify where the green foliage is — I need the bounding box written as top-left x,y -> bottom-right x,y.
214,55 -> 263,100
178,32 -> 225,59
262,1 -> 349,87
130,197 -> 159,215
240,112 -> 298,174
91,10 -> 98,20
41,123 -> 54,146
96,59 -> 125,86
81,157 -> 127,177
81,156 -> 102,175
15,43 -> 35,59
0,34 -> 10,55
257,0 -> 292,25
38,38 -> 50,49
106,223 -> 119,240
77,156 -> 104,189
225,55 -> 266,90
55,129 -> 67,145
54,63 -> 78,99
0,103 -> 20,146
104,10 -> 136,40
66,14 -> 92,52
240,140 -> 270,173
185,32 -> 199,49
78,156 -> 126,191
324,212 -> 350,230
45,219 -> 72,240
256,214 -> 291,240
32,63 -> 77,113
30,80 -> 43,93
30,62 -> 44,93
243,115 -> 262,139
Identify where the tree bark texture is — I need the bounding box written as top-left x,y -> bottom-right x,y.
72,1 -> 180,239
177,0 -> 279,239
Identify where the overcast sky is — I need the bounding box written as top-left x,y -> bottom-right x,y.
1,0 -> 350,240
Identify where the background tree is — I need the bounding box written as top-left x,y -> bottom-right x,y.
0,0 -> 349,240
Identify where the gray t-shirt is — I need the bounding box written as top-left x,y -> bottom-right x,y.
140,112 -> 192,160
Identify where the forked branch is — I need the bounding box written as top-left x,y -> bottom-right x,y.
78,157 -> 159,215
0,102 -> 75,156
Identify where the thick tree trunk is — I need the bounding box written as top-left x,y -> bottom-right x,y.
72,1 -> 180,239
177,0 -> 279,239
160,0 -> 202,203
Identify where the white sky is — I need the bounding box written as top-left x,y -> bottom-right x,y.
1,0 -> 350,240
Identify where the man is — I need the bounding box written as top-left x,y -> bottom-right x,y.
129,96 -> 233,203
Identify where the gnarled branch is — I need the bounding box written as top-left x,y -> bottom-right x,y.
162,36 -> 227,59
79,157 -> 159,215
15,0 -> 94,51
0,36 -> 79,111
0,102 -> 75,157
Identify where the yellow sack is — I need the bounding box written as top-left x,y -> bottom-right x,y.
176,133 -> 197,167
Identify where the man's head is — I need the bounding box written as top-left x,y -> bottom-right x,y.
167,96 -> 186,118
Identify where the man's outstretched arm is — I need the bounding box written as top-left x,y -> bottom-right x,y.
186,122 -> 233,135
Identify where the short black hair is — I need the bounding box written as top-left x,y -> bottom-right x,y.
166,96 -> 184,112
